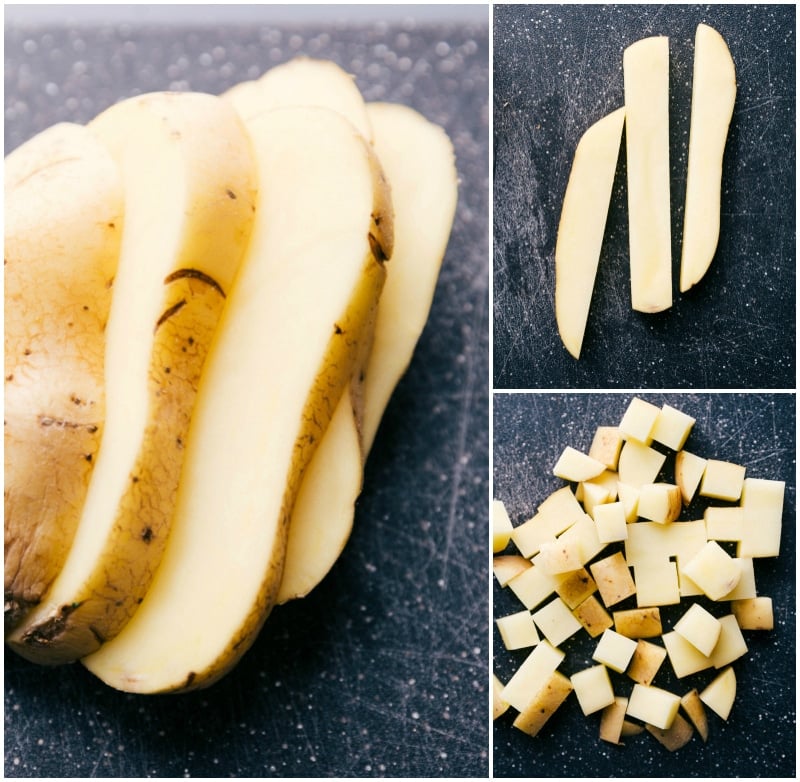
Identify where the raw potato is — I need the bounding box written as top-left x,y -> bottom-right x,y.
493,673 -> 510,720
7,93 -> 257,663
555,106 -> 625,358
675,450 -> 707,505
277,100 -> 457,602
680,688 -> 709,742
4,124 -> 123,631
680,24 -> 737,292
599,697 -> 629,745
623,35 -> 672,313
513,671 -> 573,736
82,106 -> 392,692
646,712 -> 694,751
699,666 -> 736,720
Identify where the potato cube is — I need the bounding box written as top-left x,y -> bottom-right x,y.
599,696 -> 629,745
618,440 -> 666,487
699,458 -> 745,501
581,480 -> 611,517
532,596 -> 583,647
675,449 -> 707,505
583,469 -> 620,501
682,540 -> 740,601
708,614 -> 747,668
618,397 -> 661,444
662,630 -> 713,678
617,482 -> 640,521
637,482 -> 681,524
536,538 -> 583,575
590,551 -> 636,607
589,426 -> 623,469
492,499 -> 514,552
699,666 -> 736,720
512,670 -> 573,737
507,562 -> 560,610
572,595 -> 614,638
704,506 -> 744,541
501,640 -> 565,712
511,508 -> 571,558
496,610 -> 540,650
571,665 -> 616,715
613,606 -> 662,638
650,404 -> 695,451
626,683 -> 681,730
646,712 -> 694,751
545,513 -> 605,566
593,501 -> 628,543
737,477 -> 784,558
555,567 -> 597,610
673,603 -> 721,657
732,596 -> 773,630
627,639 -> 667,685
538,484 -> 586,517
493,554 -> 532,587
633,559 -> 680,607
592,629 -> 638,673
717,558 -> 756,601
553,446 -> 606,482
680,689 -> 709,742
492,673 -> 509,720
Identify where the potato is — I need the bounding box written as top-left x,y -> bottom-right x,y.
699,666 -> 737,720
4,124 -> 123,631
7,92 -> 257,664
82,105 -> 392,692
513,671 -> 573,736
646,712 -> 694,751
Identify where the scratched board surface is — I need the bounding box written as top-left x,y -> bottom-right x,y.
493,393 -> 796,778
4,6 -> 490,777
493,4 -> 796,389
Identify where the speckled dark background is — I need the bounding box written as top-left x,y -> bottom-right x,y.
493,392 -> 796,778
4,5 -> 490,777
493,4 -> 796,389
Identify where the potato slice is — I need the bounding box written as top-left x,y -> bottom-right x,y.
7,92 -> 257,663
82,106 -> 392,692
513,671 -> 573,736
4,124 -> 123,631
623,35 -> 672,313
680,24 -> 737,292
674,449 -> 707,505
680,688 -> 709,742
554,107 -> 625,358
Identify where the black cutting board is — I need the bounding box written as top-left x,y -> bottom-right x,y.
493,4 -> 796,389
493,392 -> 796,778
4,9 -> 490,778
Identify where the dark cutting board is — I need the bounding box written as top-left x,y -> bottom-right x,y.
493,392 -> 796,778
4,7 -> 490,777
493,4 -> 796,389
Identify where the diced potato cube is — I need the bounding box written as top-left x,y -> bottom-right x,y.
538,484 -> 586,517
618,397 -> 661,444
731,596 -> 773,630
650,404 -> 695,451
511,508 -> 572,558
532,596 -> 583,647
493,554 -> 532,587
675,449 -> 707,505
637,482 -> 681,524
590,551 -> 636,607
646,712 -> 694,751
673,602 -> 721,657
593,501 -> 628,543
599,696 -> 629,745
737,477 -> 784,558
633,559 -> 680,607
682,540 -> 741,601
496,610 -> 540,650
662,630 -> 713,678
553,446 -> 607,482
680,689 -> 709,742
583,469 -> 620,501
581,480 -> 611,517
699,666 -> 736,720
613,606 -> 662,638
627,639 -> 667,685
512,670 -> 573,737
617,482 -> 640,521
546,513 -> 605,566
492,499 -> 514,552
571,664 -> 616,715
492,673 -> 509,720
620,720 -> 645,738
618,440 -> 666,487
507,562 -> 560,611
592,629 -> 638,673
708,614 -> 747,668
699,458 -> 745,501
536,538 -> 583,575
501,640 -> 565,712
572,594 -> 614,638
704,506 -> 744,541
555,567 -> 597,610
589,426 -> 623,469
717,558 -> 756,601
626,683 -> 681,730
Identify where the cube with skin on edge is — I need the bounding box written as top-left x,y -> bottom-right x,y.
626,683 -> 681,730
682,540 -> 740,601
500,640 -> 565,712
675,449 -> 707,505
571,664 -> 616,715
613,606 -> 662,638
590,551 -> 636,607
555,567 -> 597,609
573,594 -> 614,638
492,499 -> 514,552
512,670 -> 573,737
592,629 -> 638,673
589,426 -> 623,469
699,458 -> 746,501
732,596 -> 773,630
618,397 -> 661,444
627,639 -> 667,685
